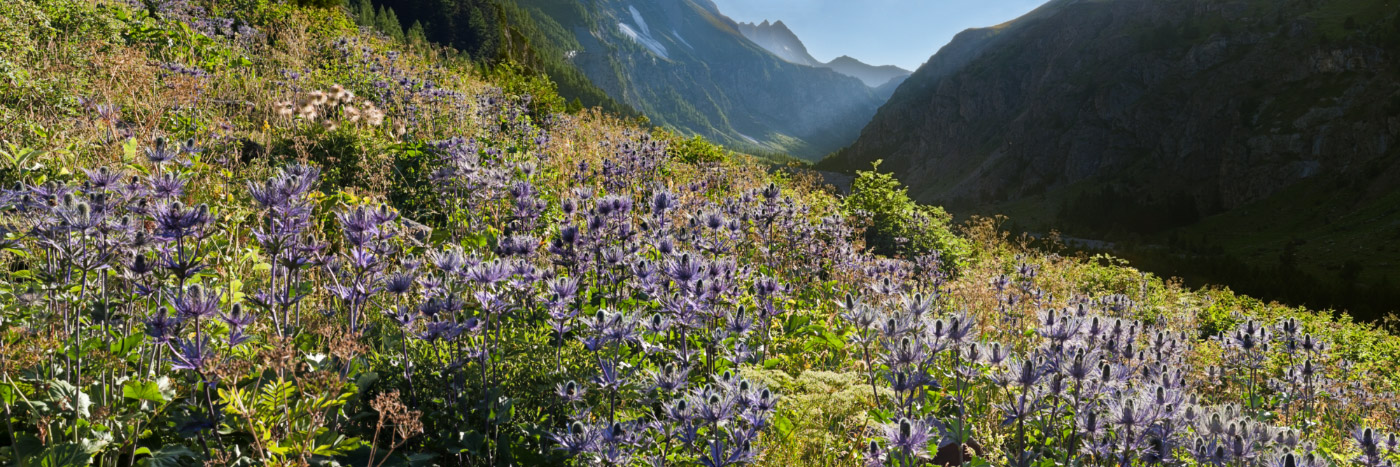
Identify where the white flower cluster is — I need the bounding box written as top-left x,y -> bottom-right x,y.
274,84 -> 385,131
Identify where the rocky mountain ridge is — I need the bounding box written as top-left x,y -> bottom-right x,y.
735,18 -> 913,88
515,0 -> 884,159
735,19 -> 819,66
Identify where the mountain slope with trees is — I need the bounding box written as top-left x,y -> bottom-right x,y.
0,1 -> 1396,467
369,0 -> 884,159
822,0 -> 1400,318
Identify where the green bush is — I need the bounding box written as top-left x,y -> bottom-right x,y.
666,133 -> 728,164
295,0 -> 344,8
489,61 -> 566,118
842,160 -> 970,269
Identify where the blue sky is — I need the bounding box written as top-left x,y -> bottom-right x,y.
710,0 -> 1048,70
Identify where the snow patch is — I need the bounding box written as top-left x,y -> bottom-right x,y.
628,5 -> 650,36
618,23 -> 669,58
617,7 -> 668,59
673,29 -> 693,49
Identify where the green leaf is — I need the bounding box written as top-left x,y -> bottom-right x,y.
820,329 -> 846,350
12,433 -> 42,459
120,138 -> 141,163
355,371 -> 380,394
0,383 -> 17,405
33,443 -> 89,467
109,332 -> 145,358
783,314 -> 810,335
45,380 -> 90,417
772,413 -> 794,438
135,445 -> 197,467
123,380 -> 165,404
155,376 -> 176,402
79,428 -> 112,455
407,453 -> 438,466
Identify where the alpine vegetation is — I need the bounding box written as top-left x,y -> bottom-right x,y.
0,1 -> 1396,467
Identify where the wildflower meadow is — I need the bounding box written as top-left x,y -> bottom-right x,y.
0,1 -> 1397,466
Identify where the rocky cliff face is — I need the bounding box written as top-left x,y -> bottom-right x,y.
517,0 -> 882,159
825,0 -> 1400,223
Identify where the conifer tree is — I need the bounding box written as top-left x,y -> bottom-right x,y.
376,5 -> 405,41
407,20 -> 427,45
354,0 -> 374,26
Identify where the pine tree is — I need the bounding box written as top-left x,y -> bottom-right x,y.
385,8 -> 405,41
407,20 -> 427,45
355,0 -> 374,26
376,6 -> 404,41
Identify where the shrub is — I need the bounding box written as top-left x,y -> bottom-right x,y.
842,160 -> 970,269
489,61 -> 566,118
666,133 -> 728,164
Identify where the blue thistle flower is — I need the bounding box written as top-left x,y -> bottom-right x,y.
172,284 -> 222,321
145,311 -> 183,345
145,137 -> 179,164
881,417 -> 937,460
170,336 -> 214,372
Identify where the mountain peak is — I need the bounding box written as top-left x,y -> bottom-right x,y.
821,56 -> 912,88
735,20 -> 912,88
735,19 -> 820,67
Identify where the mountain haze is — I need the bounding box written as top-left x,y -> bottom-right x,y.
821,55 -> 914,89
736,19 -> 914,88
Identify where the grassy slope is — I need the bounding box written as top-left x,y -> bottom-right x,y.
0,0 -> 1397,465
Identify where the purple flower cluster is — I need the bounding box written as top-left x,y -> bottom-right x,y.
1,137 -> 242,448
120,0 -> 261,41
247,164 -> 324,337
842,260 -> 1397,467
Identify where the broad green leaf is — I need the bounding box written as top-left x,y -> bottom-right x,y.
135,445 -> 197,467
46,380 -> 91,417
820,329 -> 846,350
109,332 -> 145,358
0,383 -> 17,405
123,381 -> 165,404
33,443 -> 89,467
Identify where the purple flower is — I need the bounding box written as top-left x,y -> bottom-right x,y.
467,259 -> 511,285
220,303 -> 254,346
170,336 -> 214,372
555,380 -> 586,403
881,417 -> 937,460
173,285 -> 222,320
145,137 -> 179,164
145,312 -> 183,344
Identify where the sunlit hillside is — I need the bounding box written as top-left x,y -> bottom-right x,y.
0,1 -> 1396,466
